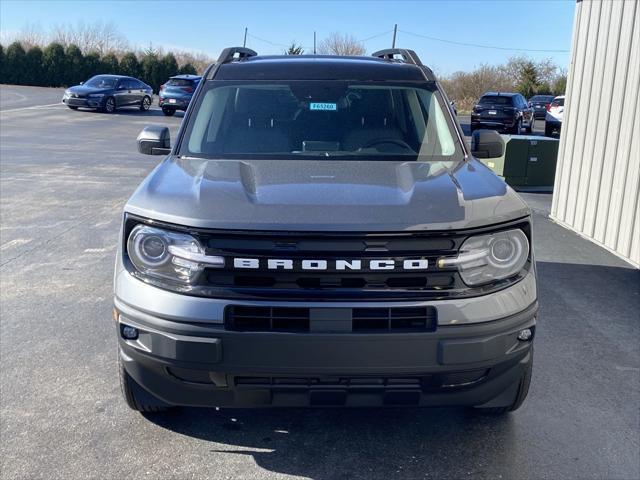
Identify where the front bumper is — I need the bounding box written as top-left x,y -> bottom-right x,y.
115,295 -> 537,408
62,96 -> 104,108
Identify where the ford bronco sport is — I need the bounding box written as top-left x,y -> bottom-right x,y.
115,47 -> 537,414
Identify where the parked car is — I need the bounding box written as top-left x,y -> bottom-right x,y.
545,95 -> 565,136
158,74 -> 202,116
529,94 -> 555,119
62,75 -> 153,113
116,47 -> 537,415
471,92 -> 535,134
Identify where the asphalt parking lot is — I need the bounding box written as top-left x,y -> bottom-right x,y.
1,85 -> 638,480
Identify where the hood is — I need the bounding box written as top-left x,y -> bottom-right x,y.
125,157 -> 530,231
68,85 -> 110,95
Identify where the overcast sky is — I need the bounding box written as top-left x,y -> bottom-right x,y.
0,0 -> 576,74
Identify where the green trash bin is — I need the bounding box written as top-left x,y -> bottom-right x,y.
479,135 -> 559,190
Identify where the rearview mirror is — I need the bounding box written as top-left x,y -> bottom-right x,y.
471,129 -> 504,159
137,126 -> 171,155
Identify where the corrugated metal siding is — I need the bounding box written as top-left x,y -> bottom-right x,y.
551,0 -> 640,267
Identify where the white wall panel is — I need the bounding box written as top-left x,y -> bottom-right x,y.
551,0 -> 640,267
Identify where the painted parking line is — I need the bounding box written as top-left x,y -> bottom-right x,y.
0,102 -> 65,113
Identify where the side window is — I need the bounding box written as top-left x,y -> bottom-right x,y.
133,80 -> 144,89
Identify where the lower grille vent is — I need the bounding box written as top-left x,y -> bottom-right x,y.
225,306 -> 437,333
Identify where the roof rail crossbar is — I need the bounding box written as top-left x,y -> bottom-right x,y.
216,47 -> 258,64
372,49 -> 423,67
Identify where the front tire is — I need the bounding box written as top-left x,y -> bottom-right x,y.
162,106 -> 176,116
140,96 -> 151,111
118,349 -> 170,413
103,96 -> 116,114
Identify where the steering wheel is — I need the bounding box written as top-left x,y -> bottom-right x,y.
360,138 -> 414,152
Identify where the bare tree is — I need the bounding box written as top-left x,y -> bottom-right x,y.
14,23 -> 46,49
51,21 -> 128,55
318,33 -> 365,56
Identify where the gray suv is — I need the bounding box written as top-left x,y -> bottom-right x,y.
115,47 -> 537,414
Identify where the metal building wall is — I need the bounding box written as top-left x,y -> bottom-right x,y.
550,0 -> 640,267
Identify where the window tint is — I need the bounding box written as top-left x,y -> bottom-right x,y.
85,75 -> 118,89
180,81 -> 462,162
478,95 -> 513,106
551,97 -> 565,107
167,78 -> 196,87
530,95 -> 554,102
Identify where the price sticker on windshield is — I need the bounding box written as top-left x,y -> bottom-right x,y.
310,102 -> 337,111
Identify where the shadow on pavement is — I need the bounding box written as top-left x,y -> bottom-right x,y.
144,260 -> 639,479
69,107 -> 184,118
147,407 -> 517,479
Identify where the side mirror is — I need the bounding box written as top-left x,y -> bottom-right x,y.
528,101 -> 533,107
137,125 -> 171,155
471,129 -> 504,159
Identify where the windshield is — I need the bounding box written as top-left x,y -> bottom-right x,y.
179,81 -> 463,162
167,78 -> 198,87
551,97 -> 565,107
478,95 -> 513,105
84,75 -> 118,89
530,95 -> 554,102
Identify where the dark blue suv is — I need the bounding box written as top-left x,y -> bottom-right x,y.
158,74 -> 201,116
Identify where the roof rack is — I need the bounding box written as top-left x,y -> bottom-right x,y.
216,47 -> 258,64
372,49 -> 423,67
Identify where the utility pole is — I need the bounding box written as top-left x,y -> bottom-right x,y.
313,31 -> 316,54
243,27 -> 248,47
392,24 -> 397,48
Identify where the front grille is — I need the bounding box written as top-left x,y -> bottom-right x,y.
225,305 -> 437,333
124,215 -> 532,300
234,371 -> 487,391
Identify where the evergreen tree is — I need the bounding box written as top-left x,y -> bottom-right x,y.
516,61 -> 539,99
285,42 -> 304,55
5,42 -> 27,84
65,44 -> 84,85
24,46 -> 44,86
178,63 -> 198,75
82,51 -> 102,80
553,75 -> 567,96
161,53 -> 178,77
0,45 -> 5,83
140,50 -> 160,92
119,52 -> 140,78
42,42 -> 67,87
101,53 -> 119,74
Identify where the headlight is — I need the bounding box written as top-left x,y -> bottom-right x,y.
127,225 -> 224,284
88,93 -> 105,98
438,229 -> 529,286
